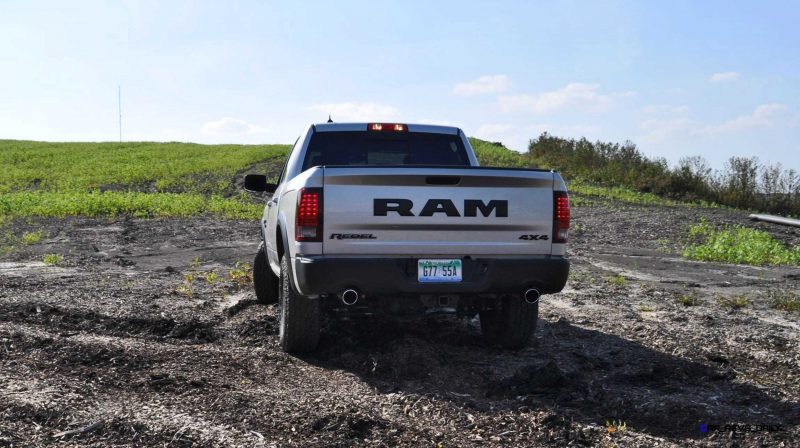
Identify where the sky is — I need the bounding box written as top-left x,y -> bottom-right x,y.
1,0 -> 798,171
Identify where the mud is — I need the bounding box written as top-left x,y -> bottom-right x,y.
1,202 -> 798,447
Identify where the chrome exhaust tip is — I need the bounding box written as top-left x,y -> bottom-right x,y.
524,288 -> 541,305
341,289 -> 359,306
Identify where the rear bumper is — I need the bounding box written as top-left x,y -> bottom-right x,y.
291,256 -> 569,297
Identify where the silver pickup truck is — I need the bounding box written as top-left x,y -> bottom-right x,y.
244,122 -> 570,353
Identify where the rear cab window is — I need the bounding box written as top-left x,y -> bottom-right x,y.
302,131 -> 469,171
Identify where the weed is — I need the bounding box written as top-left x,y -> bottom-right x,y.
21,230 -> 44,244
683,220 -> 800,266
604,274 -> 627,287
205,270 -> 220,285
176,272 -> 195,298
717,295 -> 749,310
605,420 -> 627,433
42,253 -> 63,266
774,297 -> 800,312
655,238 -> 673,253
677,293 -> 700,307
766,290 -> 800,312
228,261 -> 253,288
639,283 -> 656,294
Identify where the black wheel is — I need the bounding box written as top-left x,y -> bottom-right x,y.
253,242 -> 278,304
479,295 -> 538,349
278,254 -> 321,353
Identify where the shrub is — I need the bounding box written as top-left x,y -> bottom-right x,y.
42,253 -> 63,266
683,220 -> 800,266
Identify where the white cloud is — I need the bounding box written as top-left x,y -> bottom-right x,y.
417,118 -> 457,126
308,102 -> 399,122
497,83 -> 635,114
639,103 -> 789,142
453,75 -> 511,95
709,72 -> 740,83
201,117 -> 269,135
643,104 -> 689,114
475,123 -> 513,139
639,117 -> 699,143
709,103 -> 788,133
473,124 -> 527,151
527,123 -> 602,136
472,123 -> 601,152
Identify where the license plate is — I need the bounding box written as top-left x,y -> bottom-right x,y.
418,259 -> 462,283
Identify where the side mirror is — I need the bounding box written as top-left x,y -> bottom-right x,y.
244,174 -> 277,193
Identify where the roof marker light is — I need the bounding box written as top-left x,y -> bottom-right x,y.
368,123 -> 407,132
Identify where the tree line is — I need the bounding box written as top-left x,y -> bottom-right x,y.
526,133 -> 800,216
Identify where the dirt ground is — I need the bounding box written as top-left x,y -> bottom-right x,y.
1,200 -> 798,447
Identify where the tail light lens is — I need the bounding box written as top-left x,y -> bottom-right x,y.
553,191 -> 570,243
295,188 -> 323,242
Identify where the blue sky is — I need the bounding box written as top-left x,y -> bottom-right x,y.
1,0 -> 798,170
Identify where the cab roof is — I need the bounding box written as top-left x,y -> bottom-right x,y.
312,122 -> 461,135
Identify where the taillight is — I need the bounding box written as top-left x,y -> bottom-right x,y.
295,188 -> 323,242
367,123 -> 407,132
553,191 -> 570,243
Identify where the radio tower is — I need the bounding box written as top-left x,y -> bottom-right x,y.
118,85 -> 122,142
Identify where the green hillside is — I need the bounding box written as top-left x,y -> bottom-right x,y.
0,138 -> 684,219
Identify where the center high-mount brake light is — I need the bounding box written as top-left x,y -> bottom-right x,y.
553,191 -> 570,243
368,123 -> 407,132
296,188 -> 323,242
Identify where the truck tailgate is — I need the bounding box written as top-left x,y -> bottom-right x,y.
322,167 -> 554,256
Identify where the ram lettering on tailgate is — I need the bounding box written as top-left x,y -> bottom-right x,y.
373,199 -> 508,217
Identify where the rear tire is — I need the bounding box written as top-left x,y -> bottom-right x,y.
253,242 -> 278,304
278,254 -> 321,353
479,295 -> 538,349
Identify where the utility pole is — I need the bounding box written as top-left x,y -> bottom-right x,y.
118,85 -> 122,142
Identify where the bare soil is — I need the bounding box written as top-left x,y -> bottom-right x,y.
1,201 -> 798,447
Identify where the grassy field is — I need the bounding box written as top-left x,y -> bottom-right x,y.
0,140 -> 289,194
0,140 -> 289,219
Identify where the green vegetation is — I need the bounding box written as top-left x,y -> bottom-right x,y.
470,138 -> 526,167
0,191 -> 262,219
175,259 -> 253,299
205,271 -> 221,285
21,230 -> 44,244
677,293 -> 700,307
605,420 -> 628,434
568,180 -> 684,206
4,136 -> 795,220
683,220 -> 800,266
604,274 -> 627,287
177,272 -> 196,298
42,253 -> 63,266
766,290 -> 800,312
528,133 -> 800,216
228,261 -> 253,287
0,140 -> 289,194
0,140 -> 288,220
717,295 -> 749,310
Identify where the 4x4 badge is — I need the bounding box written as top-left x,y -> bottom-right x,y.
519,234 -> 549,241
